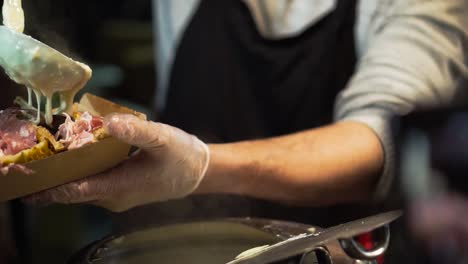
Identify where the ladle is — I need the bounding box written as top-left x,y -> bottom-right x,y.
0,25 -> 91,125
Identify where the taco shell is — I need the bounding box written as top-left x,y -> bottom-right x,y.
0,93 -> 146,202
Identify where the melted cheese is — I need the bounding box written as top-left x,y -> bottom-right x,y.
1,0 -> 92,125
2,0 -> 24,33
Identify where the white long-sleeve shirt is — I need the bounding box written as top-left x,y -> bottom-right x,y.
152,0 -> 468,200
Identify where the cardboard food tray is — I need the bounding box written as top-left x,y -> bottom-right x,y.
0,93 -> 146,202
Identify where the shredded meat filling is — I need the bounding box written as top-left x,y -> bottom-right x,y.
0,108 -> 37,156
56,112 -> 103,150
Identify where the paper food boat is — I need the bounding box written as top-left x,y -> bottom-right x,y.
0,93 -> 146,202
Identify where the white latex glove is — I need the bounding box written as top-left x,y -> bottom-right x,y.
24,114 -> 210,212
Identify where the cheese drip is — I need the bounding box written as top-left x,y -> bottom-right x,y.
2,0 -> 24,33
0,0 -> 92,125
0,28 -> 92,124
2,0 -> 32,109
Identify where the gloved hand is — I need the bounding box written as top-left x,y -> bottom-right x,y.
24,114 -> 210,212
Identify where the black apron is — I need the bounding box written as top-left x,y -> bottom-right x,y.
116,0 -> 376,230
163,0 -> 356,143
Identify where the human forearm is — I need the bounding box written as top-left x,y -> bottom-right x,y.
25,118 -> 382,211
334,0 -> 468,201
196,121 -> 384,206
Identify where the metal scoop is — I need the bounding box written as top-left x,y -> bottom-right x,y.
0,25 -> 92,125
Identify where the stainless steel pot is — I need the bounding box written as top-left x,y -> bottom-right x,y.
69,218 -> 390,264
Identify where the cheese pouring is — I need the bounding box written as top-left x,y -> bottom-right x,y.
0,0 -> 92,125
2,0 -> 24,32
0,0 -> 108,175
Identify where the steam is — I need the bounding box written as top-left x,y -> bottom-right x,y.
20,0 -> 83,62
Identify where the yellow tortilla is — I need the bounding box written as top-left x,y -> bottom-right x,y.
0,125 -> 63,165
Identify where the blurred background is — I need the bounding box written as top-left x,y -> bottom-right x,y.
0,1 -> 466,264
0,0 -> 156,263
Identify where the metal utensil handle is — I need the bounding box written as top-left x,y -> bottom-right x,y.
339,225 -> 390,261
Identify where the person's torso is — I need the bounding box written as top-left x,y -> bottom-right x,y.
162,0 -> 357,142
152,0 -> 381,112
114,0 -> 384,229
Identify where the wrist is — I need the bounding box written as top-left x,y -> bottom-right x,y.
189,136 -> 211,193
194,143 -> 250,196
